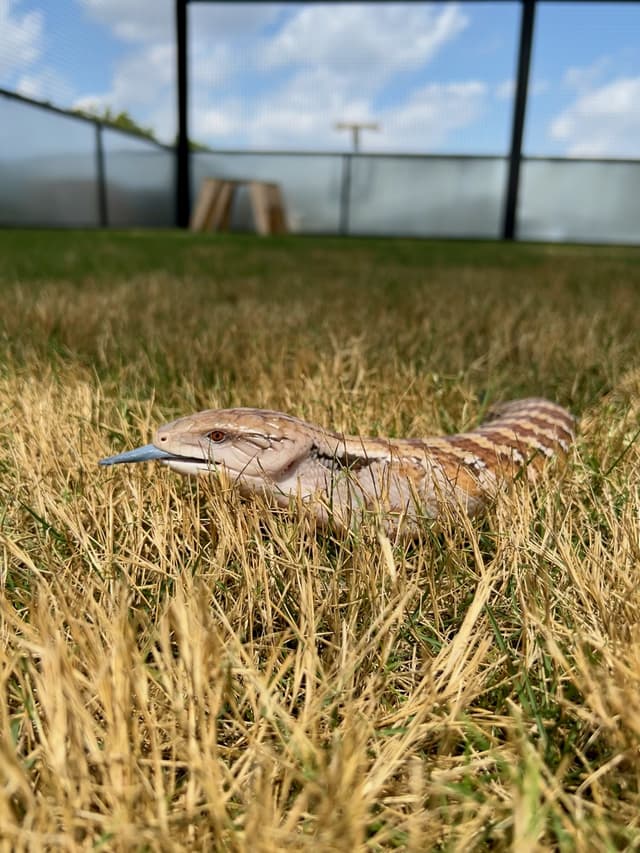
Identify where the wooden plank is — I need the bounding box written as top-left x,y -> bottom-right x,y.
248,181 -> 270,235
268,183 -> 288,234
189,178 -> 220,231
208,181 -> 235,232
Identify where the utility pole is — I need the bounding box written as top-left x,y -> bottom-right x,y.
335,121 -> 379,152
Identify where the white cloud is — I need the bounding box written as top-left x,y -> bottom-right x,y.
16,66 -> 74,103
193,72 -> 487,152
563,56 -> 610,92
550,76 -> 640,157
262,4 -> 468,81
190,4 -> 474,151
188,4 -> 284,38
0,0 -> 43,78
378,81 -> 487,151
193,66 -> 369,147
194,104 -> 242,139
495,79 -> 514,100
110,42 -> 175,104
78,0 -> 280,43
191,42 -> 236,88
77,0 -> 173,43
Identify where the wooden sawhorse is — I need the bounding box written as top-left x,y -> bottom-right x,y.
190,178 -> 288,235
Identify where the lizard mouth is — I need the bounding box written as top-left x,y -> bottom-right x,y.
99,443 -> 226,477
99,444 -> 209,467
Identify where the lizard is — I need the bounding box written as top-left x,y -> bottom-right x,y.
100,398 -> 574,535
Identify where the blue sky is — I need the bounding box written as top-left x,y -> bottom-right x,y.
1,0 -> 639,156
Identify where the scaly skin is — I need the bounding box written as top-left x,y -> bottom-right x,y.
100,398 -> 575,535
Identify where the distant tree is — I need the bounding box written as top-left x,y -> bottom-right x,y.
73,106 -> 158,142
187,138 -> 214,152
74,104 -> 214,150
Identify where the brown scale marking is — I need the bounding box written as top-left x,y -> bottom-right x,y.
362,437 -> 393,451
492,412 -> 572,434
478,417 -> 530,434
417,443 -> 470,468
463,431 -> 532,462
456,431 -> 518,454
441,436 -> 505,470
482,424 -> 559,455
486,402 -> 542,420
419,446 -> 483,483
500,426 -> 558,455
338,438 -> 391,461
539,409 -> 576,434
491,404 -> 570,430
480,417 -> 569,449
508,420 -> 568,449
487,404 -> 569,423
517,409 -> 575,438
508,399 -> 562,411
516,414 -> 574,443
420,452 -> 486,497
400,436 -> 463,454
523,401 -> 571,415
506,400 -> 555,412
445,464 -> 486,498
397,437 -> 465,458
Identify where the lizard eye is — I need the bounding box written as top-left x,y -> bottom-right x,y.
208,429 -> 226,443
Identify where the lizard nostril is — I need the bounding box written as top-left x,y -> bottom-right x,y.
160,436 -> 167,442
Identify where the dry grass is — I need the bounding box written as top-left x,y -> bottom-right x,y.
1,232 -> 640,850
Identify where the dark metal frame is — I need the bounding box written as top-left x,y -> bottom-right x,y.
503,0 -> 535,239
176,0 -> 190,229
174,0 -> 540,237
95,123 -> 108,226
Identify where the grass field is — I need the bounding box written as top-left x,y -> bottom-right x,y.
1,230 -> 640,850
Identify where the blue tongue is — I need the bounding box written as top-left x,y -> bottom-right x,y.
99,444 -> 174,466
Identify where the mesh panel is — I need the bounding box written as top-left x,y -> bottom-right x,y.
103,129 -> 174,227
0,95 -> 99,226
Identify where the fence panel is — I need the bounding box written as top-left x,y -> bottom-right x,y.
2,89 -> 640,245
0,96 -> 99,227
518,159 -> 640,244
348,156 -> 507,238
103,129 -> 174,227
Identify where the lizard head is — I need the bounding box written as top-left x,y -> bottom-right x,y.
99,408 -> 317,488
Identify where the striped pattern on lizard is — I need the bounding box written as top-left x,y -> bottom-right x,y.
100,398 -> 575,535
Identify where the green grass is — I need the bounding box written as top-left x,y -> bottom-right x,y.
1,230 -> 640,850
0,229 -> 571,281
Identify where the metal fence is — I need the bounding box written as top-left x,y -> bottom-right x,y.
0,89 -> 174,229
1,88 -> 639,243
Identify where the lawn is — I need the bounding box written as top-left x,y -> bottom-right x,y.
1,230 -> 640,849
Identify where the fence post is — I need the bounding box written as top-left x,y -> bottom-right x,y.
340,153 -> 352,236
95,122 -> 108,227
176,0 -> 190,227
503,0 -> 536,240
